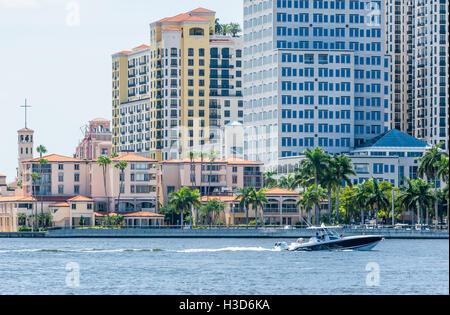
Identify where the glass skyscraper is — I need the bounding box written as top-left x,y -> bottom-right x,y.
243,0 -> 391,168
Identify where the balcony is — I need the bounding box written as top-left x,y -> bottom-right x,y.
210,74 -> 234,79
210,63 -> 234,69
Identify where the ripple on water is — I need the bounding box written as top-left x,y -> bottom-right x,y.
0,238 -> 448,295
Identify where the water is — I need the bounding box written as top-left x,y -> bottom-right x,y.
0,238 -> 448,295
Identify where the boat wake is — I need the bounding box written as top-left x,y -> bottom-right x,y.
173,246 -> 279,253
0,248 -> 165,254
0,247 -> 280,254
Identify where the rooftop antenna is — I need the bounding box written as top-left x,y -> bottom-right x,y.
20,98 -> 31,129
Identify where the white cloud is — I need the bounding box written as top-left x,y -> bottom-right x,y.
0,0 -> 40,8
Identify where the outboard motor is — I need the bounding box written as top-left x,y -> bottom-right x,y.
274,242 -> 289,250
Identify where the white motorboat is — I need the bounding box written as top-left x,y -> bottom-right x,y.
275,226 -> 383,252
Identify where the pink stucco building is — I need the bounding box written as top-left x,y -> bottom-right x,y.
74,118 -> 112,161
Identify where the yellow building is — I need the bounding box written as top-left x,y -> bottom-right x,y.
0,196 -> 35,232
112,8 -> 243,162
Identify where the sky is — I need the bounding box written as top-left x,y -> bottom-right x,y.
0,0 -> 244,182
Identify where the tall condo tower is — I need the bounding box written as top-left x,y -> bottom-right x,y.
243,0 -> 391,168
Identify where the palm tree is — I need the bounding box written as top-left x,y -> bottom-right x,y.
418,143 -> 447,228
169,187 -> 201,228
294,164 -> 314,193
189,151 -> 195,188
200,199 -> 225,226
303,147 -> 330,225
97,155 -> 112,216
197,151 -> 206,197
277,174 -> 298,190
331,154 -> 356,224
221,23 -> 231,36
263,171 -> 278,188
236,187 -> 254,229
354,183 -> 370,225
414,179 -> 436,227
30,172 -> 41,232
435,156 -> 449,183
214,18 -> 222,34
298,185 -> 327,225
208,151 -> 217,200
229,23 -> 242,37
435,156 -> 449,229
37,158 -> 48,225
320,163 -> 339,222
110,152 -> 119,158
36,145 -> 47,158
398,178 -> 420,226
366,179 -> 391,227
251,189 -> 268,229
114,161 -> 128,212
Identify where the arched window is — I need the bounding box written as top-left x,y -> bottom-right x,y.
189,28 -> 204,36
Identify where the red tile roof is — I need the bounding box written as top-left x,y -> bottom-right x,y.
155,8 -> 214,24
112,50 -> 132,56
67,196 -> 94,202
112,153 -> 157,162
24,154 -> 83,163
265,188 -> 300,196
0,196 -> 36,202
132,44 -> 150,51
190,8 -> 216,14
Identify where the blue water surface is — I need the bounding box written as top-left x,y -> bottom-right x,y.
0,238 -> 448,295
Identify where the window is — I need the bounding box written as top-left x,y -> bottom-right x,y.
72,204 -> 76,210
189,28 -> 204,36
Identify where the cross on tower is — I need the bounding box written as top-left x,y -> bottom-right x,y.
20,98 -> 31,129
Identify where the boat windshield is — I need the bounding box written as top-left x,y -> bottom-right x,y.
318,228 -> 341,240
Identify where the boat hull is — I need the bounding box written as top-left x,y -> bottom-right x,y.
290,236 -> 384,252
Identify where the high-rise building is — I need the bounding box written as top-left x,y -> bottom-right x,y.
413,0 -> 448,149
385,0 -> 448,150
149,8 -> 244,161
112,45 -> 150,155
112,8 -> 244,161
385,0 -> 414,135
243,0 -> 391,168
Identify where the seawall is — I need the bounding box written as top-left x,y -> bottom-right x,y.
0,232 -> 46,238
43,228 -> 449,240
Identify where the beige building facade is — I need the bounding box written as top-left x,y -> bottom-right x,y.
159,157 -> 263,205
